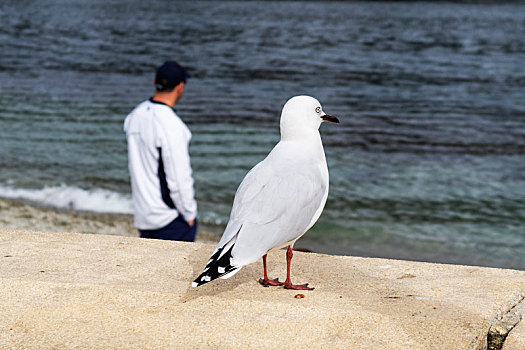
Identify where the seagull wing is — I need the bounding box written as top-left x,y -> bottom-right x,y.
227,144 -> 328,264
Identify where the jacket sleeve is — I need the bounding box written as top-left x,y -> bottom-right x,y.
158,119 -> 198,222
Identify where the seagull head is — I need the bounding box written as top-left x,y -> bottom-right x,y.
280,95 -> 339,140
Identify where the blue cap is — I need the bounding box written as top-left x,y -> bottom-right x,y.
154,61 -> 190,91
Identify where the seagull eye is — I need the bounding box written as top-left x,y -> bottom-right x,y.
315,107 -> 321,113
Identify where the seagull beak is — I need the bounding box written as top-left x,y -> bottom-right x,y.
321,114 -> 340,123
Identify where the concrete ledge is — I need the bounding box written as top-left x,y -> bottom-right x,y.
1,229 -> 524,349
502,306 -> 525,350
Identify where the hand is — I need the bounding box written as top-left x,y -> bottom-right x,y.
187,219 -> 195,227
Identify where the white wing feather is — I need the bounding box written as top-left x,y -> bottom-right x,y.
213,140 -> 328,268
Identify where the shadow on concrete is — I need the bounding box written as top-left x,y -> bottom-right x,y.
181,243 -> 261,303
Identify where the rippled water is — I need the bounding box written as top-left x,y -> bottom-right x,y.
1,0 -> 524,269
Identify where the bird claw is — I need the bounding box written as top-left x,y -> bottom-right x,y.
283,282 -> 314,291
258,278 -> 283,287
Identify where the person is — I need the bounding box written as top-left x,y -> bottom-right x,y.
124,61 -> 197,241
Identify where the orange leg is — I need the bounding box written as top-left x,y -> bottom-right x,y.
283,245 -> 314,290
258,254 -> 283,287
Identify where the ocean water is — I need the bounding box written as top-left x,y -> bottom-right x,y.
1,0 -> 524,269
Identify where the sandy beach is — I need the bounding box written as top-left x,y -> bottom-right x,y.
0,198 -> 219,243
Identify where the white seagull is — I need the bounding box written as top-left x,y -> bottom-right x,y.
192,96 -> 339,290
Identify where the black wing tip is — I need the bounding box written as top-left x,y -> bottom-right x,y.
191,275 -> 209,287
191,265 -> 238,287
192,244 -> 236,287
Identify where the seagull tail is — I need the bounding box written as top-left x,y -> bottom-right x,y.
192,242 -> 239,287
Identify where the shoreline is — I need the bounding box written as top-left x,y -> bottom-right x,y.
2,197 -> 524,272
0,197 -> 220,244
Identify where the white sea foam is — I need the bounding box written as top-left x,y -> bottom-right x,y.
0,184 -> 133,214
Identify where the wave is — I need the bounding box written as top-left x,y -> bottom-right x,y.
0,184 -> 133,214
0,184 -> 229,227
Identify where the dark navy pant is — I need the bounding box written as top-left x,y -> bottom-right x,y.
139,216 -> 197,242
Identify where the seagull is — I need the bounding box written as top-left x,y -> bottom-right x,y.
192,96 -> 339,290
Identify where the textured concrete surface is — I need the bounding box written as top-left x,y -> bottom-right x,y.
502,312 -> 525,350
1,229 -> 524,349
